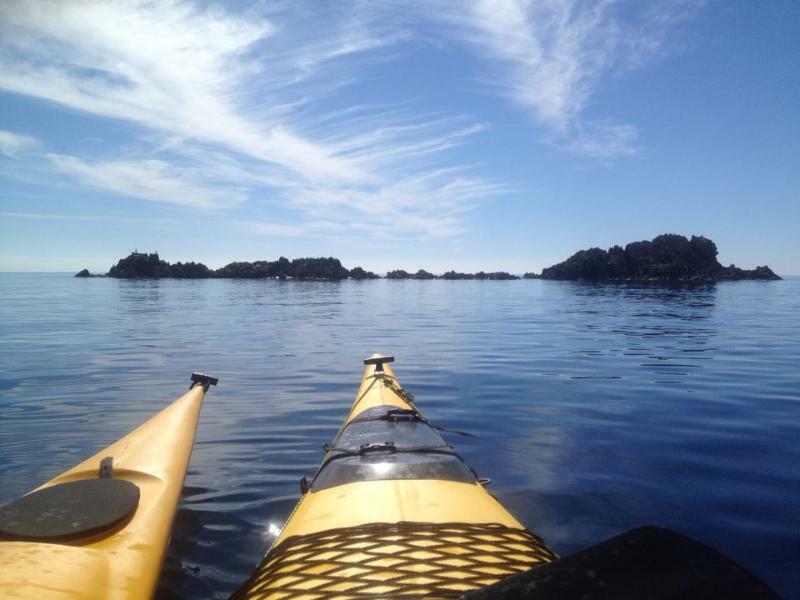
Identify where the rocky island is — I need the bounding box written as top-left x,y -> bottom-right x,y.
85,252 -> 374,280
524,234 -> 780,282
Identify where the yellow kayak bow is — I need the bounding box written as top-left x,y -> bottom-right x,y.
235,356 -> 554,599
0,373 -> 217,599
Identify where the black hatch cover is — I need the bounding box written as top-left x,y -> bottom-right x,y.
0,479 -> 140,541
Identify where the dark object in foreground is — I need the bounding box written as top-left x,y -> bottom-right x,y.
460,526 -> 779,599
525,234 -> 781,282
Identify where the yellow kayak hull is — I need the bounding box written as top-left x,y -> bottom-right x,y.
236,357 -> 554,598
0,383 -> 210,599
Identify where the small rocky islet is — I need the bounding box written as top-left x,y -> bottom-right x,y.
76,234 -> 780,282
386,269 -> 517,280
524,234 -> 780,282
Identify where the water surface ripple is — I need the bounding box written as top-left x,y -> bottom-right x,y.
0,275 -> 798,598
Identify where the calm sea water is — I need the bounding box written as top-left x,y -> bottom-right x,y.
0,273 -> 798,598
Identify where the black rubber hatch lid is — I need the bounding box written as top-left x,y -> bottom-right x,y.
0,479 -> 139,541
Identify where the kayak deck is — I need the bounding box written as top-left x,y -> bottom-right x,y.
235,357 -> 554,598
0,376 -> 214,599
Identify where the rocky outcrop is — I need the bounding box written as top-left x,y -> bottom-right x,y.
386,269 -> 518,280
108,252 -> 176,278
106,252 -> 352,280
386,269 -> 437,279
716,265 -> 782,281
349,267 -> 379,280
74,269 -> 106,277
534,235 -> 780,282
214,259 -> 286,279
440,270 -> 518,280
287,257 -> 350,280
475,271 -> 519,280
441,271 -> 471,280
213,256 -> 350,279
167,262 -> 212,278
386,269 -> 412,279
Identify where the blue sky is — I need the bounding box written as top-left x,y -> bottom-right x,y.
1,1 -> 798,274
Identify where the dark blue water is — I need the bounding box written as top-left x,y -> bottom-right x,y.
1,274 -> 798,598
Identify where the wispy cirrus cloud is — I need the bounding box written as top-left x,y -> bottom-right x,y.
45,154 -> 247,210
0,0 -> 495,235
565,121 -> 639,159
416,0 -> 701,158
0,0 -> 363,182
0,211 -> 118,221
0,130 -> 39,158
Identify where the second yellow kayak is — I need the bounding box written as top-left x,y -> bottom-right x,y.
0,373 -> 217,600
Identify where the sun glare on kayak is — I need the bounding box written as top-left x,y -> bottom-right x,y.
266,523 -> 281,539
370,462 -> 393,476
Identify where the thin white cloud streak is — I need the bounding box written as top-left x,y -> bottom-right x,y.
0,0 -> 500,236
0,130 -> 39,158
277,171 -> 508,238
0,211 -> 116,221
464,0 -> 618,130
236,219 -> 344,238
415,0 -> 700,158
0,211 -> 180,225
45,154 -> 247,209
565,121 -> 639,160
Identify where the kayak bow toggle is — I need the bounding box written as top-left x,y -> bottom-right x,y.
363,354 -> 394,377
190,371 -> 219,390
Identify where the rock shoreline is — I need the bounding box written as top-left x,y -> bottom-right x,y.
523,234 -> 780,282
386,269 -> 518,280
75,252 -> 520,280
76,235 -> 780,282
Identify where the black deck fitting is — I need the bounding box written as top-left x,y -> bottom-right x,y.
364,355 -> 395,376
98,456 -> 113,479
190,372 -> 219,390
